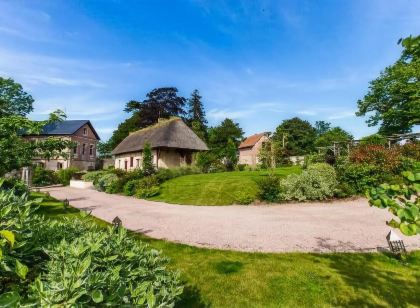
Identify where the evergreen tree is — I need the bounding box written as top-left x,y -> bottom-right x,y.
142,142 -> 155,176
224,138 -> 238,171
187,89 -> 207,140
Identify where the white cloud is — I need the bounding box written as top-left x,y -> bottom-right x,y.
328,111 -> 355,120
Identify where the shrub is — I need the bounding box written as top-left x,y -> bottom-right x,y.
135,176 -> 160,198
233,191 -> 255,205
56,167 -> 79,186
256,174 -> 281,202
95,173 -> 119,193
336,162 -> 384,194
1,177 -> 29,195
279,163 -> 338,201
135,186 -> 160,198
123,179 -> 140,196
350,144 -> 401,173
236,164 -> 246,171
32,166 -> 58,186
82,170 -> 109,184
142,142 -> 155,176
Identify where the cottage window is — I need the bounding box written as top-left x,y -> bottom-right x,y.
57,162 -> 63,170
130,157 -> 134,167
118,160 -> 121,168
124,160 -> 128,170
136,159 -> 140,167
82,143 -> 86,155
89,144 -> 94,156
83,127 -> 87,136
73,143 -> 78,154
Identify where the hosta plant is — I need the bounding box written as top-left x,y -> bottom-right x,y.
366,166 -> 420,236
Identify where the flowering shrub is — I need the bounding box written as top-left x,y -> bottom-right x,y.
279,163 -> 338,201
350,145 -> 401,173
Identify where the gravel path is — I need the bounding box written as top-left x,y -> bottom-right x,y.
43,186 -> 420,253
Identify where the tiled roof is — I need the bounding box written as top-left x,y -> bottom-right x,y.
239,133 -> 266,149
23,120 -> 100,140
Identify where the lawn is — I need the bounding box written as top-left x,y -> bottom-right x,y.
33,192 -> 420,307
149,166 -> 301,205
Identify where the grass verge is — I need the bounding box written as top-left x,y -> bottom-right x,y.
149,166 -> 301,205
33,192 -> 420,307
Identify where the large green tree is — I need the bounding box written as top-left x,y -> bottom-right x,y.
187,89 -> 207,141
0,111 -> 74,176
314,121 -> 331,136
356,35 -> 420,135
106,87 -> 187,150
208,118 -> 244,150
0,77 -> 34,117
315,127 -> 353,147
272,117 -> 316,155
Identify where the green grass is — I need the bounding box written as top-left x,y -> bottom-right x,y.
33,192 -> 420,307
149,166 -> 301,205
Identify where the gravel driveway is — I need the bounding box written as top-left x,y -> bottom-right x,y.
43,186 -> 420,253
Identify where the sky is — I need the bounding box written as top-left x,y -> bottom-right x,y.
0,0 -> 419,140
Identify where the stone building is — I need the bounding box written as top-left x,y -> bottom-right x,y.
238,133 -> 269,166
23,120 -> 100,171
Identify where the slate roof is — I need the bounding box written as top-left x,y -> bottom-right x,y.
239,133 -> 267,149
23,120 -> 100,140
111,117 -> 208,155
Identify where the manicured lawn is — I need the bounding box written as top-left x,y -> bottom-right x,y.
149,166 -> 301,205
33,193 -> 420,307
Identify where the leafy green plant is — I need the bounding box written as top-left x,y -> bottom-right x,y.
56,167 -> 79,186
0,178 -> 28,195
233,191 -> 255,205
123,179 -> 140,196
279,163 -> 338,201
256,174 -> 280,202
135,176 -> 160,198
82,170 -> 109,184
32,166 -> 58,187
30,227 -> 183,306
95,173 -> 119,193
366,166 -> 419,236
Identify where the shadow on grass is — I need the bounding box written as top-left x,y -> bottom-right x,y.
323,253 -> 420,306
176,284 -> 209,308
214,260 -> 244,274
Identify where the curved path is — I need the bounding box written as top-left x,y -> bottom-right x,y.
43,186 -> 420,253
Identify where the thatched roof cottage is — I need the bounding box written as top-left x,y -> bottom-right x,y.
111,117 -> 208,170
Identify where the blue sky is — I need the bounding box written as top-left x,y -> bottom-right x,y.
1,0 -> 419,140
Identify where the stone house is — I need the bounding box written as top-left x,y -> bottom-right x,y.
23,120 -> 100,171
238,133 -> 269,166
111,117 -> 208,170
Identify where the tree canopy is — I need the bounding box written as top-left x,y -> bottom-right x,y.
106,87 -> 187,150
315,121 -> 331,136
0,110 -> 74,176
315,127 -> 353,147
272,117 -> 316,155
356,35 -> 420,135
0,77 -> 34,117
208,118 -> 244,150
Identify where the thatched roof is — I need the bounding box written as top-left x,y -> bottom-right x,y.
111,118 -> 208,155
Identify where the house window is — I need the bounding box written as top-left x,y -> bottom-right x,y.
130,157 -> 134,167
136,159 -> 140,167
57,162 -> 63,170
83,127 -> 87,136
89,144 -> 94,156
82,143 -> 86,155
73,143 -> 78,155
124,160 -> 128,170
118,160 -> 121,168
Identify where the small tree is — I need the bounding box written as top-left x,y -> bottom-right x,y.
142,142 -> 155,176
224,138 -> 238,171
